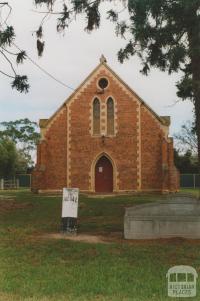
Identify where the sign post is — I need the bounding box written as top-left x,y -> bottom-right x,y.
61,188 -> 79,234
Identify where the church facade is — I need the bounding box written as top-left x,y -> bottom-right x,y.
32,57 -> 179,193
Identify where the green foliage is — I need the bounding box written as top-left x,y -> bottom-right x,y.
174,120 -> 198,154
34,0 -> 103,56
31,0 -> 200,104
1,0 -> 199,104
16,51 -> 26,64
36,39 -> 45,57
38,0 -> 198,170
35,25 -> 45,56
36,25 -> 43,39
1,1 -> 200,167
15,149 -> 30,174
174,149 -> 198,173
0,138 -> 18,177
0,26 -> 15,46
107,9 -> 118,23
57,4 -> 70,32
115,21 -> 128,38
117,0 -> 198,75
176,74 -> 193,100
0,3 -> 28,93
0,137 -> 29,177
0,119 -> 40,167
34,0 -> 54,7
0,119 -> 40,146
11,75 -> 29,93
85,0 -> 101,31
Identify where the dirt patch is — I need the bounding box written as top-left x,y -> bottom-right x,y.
40,231 -> 200,245
0,198 -> 32,213
42,233 -> 111,244
38,229 -> 200,246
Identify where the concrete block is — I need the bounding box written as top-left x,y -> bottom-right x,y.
124,195 -> 200,239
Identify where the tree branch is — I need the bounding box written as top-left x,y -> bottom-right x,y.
0,49 -> 17,75
0,2 -> 12,26
0,69 -> 14,78
0,46 -> 17,55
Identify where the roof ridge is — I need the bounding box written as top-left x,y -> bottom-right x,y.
41,58 -> 167,128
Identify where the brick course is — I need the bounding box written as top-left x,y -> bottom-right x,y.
32,60 -> 179,193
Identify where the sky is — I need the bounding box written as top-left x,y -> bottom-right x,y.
0,0 -> 194,136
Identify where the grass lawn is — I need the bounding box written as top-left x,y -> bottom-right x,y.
0,190 -> 200,301
181,188 -> 200,198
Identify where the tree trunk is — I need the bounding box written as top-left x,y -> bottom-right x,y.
191,65 -> 200,197
188,12 -> 200,197
193,98 -> 200,198
193,80 -> 200,179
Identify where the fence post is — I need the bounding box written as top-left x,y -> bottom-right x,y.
194,174 -> 196,189
16,179 -> 19,189
0,179 -> 4,190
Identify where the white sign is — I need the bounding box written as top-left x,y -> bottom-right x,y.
62,188 -> 79,218
166,265 -> 198,298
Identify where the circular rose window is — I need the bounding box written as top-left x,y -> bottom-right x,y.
98,78 -> 109,89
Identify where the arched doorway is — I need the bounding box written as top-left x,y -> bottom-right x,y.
95,156 -> 113,193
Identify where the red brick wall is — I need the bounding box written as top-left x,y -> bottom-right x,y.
168,140 -> 180,191
69,69 -> 138,191
32,66 -> 179,192
141,107 -> 163,190
140,108 -> 179,191
32,107 -> 68,191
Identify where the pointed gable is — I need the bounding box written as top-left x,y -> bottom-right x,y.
33,56 -> 179,193
41,57 -> 167,131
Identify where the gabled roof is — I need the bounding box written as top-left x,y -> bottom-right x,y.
41,56 -> 169,128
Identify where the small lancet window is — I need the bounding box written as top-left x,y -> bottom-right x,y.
93,98 -> 100,135
107,97 -> 114,135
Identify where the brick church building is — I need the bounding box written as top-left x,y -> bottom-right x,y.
32,56 -> 179,193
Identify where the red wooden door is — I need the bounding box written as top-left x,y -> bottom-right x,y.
95,156 -> 113,193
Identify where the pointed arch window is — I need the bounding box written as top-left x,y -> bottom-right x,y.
107,97 -> 114,135
93,98 -> 100,135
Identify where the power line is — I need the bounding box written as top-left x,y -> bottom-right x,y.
0,4 -> 75,91
12,42 -> 75,91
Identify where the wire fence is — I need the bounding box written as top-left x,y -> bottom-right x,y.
180,174 -> 200,188
0,174 -> 31,190
1,174 -> 199,189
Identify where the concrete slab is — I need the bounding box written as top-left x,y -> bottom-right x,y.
124,195 -> 200,239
